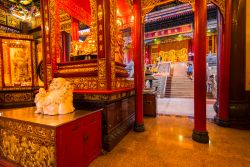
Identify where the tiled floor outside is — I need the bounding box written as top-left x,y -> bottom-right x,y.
157,98 -> 216,119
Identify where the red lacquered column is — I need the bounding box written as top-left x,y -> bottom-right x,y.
216,0 -> 231,126
133,0 -> 144,132
192,0 -> 209,143
72,18 -> 79,41
61,31 -> 67,63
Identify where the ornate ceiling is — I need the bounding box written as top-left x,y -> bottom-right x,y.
8,0 -> 33,6
0,0 -> 40,21
0,0 -> 40,9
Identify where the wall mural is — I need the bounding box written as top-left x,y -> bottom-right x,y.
2,39 -> 32,86
246,0 -> 250,90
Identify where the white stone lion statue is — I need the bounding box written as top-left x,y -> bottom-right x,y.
34,78 -> 75,115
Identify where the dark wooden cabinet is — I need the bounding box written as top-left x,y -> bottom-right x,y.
143,92 -> 157,117
102,96 -> 135,151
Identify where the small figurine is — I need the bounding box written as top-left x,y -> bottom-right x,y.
34,78 -> 75,115
34,88 -> 47,114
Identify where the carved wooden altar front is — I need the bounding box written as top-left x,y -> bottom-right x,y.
0,107 -> 102,167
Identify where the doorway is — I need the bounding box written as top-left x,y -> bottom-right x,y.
143,1 -> 219,119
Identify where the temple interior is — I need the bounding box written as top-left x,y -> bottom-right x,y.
0,0 -> 249,167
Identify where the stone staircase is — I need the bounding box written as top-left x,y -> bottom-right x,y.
165,75 -> 194,98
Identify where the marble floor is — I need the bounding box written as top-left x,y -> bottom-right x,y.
90,116 -> 250,167
157,98 -> 216,119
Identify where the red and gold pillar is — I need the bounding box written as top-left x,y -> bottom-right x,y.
216,0 -> 231,126
71,18 -> 79,41
61,31 -> 67,62
192,0 -> 209,143
40,0 -> 50,88
96,0 -> 113,90
133,0 -> 144,132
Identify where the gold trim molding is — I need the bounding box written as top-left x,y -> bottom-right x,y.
0,33 -> 33,39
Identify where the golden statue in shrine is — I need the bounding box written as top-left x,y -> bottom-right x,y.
70,28 -> 97,57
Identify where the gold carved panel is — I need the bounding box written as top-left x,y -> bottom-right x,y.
4,92 -> 33,103
0,119 -> 55,166
110,0 -> 117,89
98,59 -> 106,89
56,67 -> 98,74
67,77 -> 98,90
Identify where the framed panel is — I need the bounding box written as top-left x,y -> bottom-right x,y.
2,39 -> 32,86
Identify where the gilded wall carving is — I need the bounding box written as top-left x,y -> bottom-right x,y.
59,10 -> 72,33
56,67 -> 98,74
0,119 -> 55,166
74,94 -> 110,101
98,59 -> 106,89
67,77 -> 98,90
110,0 -> 117,89
0,119 -> 55,143
116,78 -> 134,89
4,92 -> 33,103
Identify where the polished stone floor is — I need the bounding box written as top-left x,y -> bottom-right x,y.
90,116 -> 250,167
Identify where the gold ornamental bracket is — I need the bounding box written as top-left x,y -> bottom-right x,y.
142,0 -> 162,22
208,0 -> 225,19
